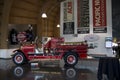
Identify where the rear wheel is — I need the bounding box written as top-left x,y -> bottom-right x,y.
64,52 -> 78,66
12,52 -> 26,65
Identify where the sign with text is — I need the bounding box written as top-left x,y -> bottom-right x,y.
77,0 -> 89,34
93,0 -> 107,33
63,0 -> 74,22
63,0 -> 74,34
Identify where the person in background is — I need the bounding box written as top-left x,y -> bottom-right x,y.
9,28 -> 18,45
25,27 -> 34,43
116,42 -> 120,58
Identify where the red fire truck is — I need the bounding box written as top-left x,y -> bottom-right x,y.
12,37 -> 88,66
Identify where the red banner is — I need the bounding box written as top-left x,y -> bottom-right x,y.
93,0 -> 107,27
63,0 -> 74,22
63,0 -> 74,34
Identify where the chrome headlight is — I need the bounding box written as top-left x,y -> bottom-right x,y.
45,48 -> 49,53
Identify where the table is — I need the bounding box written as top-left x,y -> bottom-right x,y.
97,57 -> 120,80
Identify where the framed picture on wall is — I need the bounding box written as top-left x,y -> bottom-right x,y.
63,22 -> 74,34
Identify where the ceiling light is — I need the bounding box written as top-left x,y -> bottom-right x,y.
57,24 -> 60,27
41,13 -> 47,18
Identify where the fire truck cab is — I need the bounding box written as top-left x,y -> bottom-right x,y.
12,37 -> 88,66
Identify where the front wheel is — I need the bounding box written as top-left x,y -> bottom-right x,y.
64,52 -> 78,66
14,66 -> 24,77
12,52 -> 26,65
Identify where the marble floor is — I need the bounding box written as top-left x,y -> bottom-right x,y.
0,58 -> 119,80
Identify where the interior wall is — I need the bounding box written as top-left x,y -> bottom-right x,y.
60,0 -> 113,56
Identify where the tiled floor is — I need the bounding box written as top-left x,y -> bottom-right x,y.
0,58 -> 119,80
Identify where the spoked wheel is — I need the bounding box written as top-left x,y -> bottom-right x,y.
12,52 -> 26,65
64,52 -> 78,66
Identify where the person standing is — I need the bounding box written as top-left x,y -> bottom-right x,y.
25,27 -> 34,42
9,28 -> 18,45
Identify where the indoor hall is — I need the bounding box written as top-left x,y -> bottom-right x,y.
0,0 -> 120,80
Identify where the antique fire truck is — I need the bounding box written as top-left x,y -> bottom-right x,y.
12,37 -> 88,66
